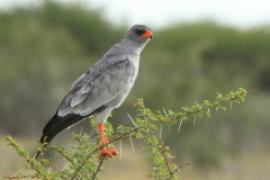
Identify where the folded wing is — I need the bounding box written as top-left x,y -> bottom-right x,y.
57,58 -> 135,117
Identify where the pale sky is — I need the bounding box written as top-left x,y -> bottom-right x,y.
1,0 -> 270,28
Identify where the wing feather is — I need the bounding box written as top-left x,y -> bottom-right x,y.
57,58 -> 135,117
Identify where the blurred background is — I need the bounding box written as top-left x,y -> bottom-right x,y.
1,0 -> 270,179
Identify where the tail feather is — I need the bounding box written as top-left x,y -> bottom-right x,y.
35,113 -> 84,159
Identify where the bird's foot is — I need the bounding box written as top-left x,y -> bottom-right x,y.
97,123 -> 118,158
109,147 -> 118,156
99,147 -> 118,158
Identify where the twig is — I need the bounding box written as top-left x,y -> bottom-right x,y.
92,158 -> 105,180
70,126 -> 141,180
172,90 -> 247,123
50,146 -> 74,164
159,143 -> 175,180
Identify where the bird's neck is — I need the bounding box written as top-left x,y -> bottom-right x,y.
116,39 -> 146,56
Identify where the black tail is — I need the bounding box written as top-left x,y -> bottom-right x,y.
35,113 -> 84,159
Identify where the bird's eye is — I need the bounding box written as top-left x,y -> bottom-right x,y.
135,28 -> 145,35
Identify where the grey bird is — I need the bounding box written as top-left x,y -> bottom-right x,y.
36,24 -> 153,158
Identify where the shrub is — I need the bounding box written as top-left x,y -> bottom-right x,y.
5,88 -> 247,180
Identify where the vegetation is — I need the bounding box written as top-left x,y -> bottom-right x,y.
1,1 -> 270,178
5,88 -> 246,179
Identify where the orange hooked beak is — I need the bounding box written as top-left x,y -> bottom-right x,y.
140,30 -> 153,39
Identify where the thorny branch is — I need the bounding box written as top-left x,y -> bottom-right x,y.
70,126 -> 141,180
4,88 -> 247,180
50,146 -> 74,164
159,142 -> 176,179
92,158 -> 105,180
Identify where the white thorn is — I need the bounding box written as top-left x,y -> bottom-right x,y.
159,124 -> 163,139
193,115 -> 197,126
127,113 -> 138,127
163,108 -> 171,132
177,119 -> 183,133
129,135 -> 135,152
162,107 -> 168,116
230,101 -> 233,109
88,130 -> 95,138
216,106 -> 218,112
207,108 -> 211,117
119,140 -> 122,158
168,120 -> 171,133
80,127 -> 83,135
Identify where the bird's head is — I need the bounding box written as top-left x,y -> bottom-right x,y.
126,24 -> 153,45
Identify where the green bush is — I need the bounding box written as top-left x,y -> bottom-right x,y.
5,88 -> 247,180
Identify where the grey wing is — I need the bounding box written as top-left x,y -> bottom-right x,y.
57,59 -> 135,117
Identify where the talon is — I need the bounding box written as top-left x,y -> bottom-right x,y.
99,147 -> 113,158
109,148 -> 118,156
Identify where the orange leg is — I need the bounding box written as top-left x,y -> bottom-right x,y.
97,123 -> 117,158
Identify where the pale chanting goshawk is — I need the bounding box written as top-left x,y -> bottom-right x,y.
36,25 -> 153,158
